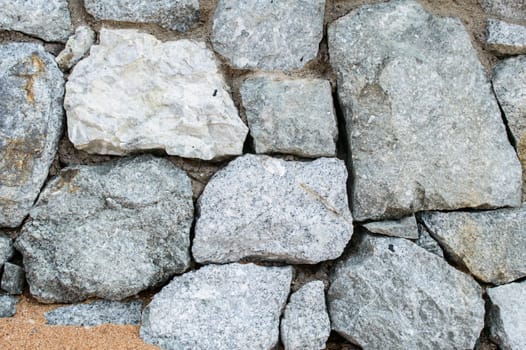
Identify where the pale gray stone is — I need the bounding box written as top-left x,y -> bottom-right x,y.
140,263 -> 293,350
0,43 -> 64,228
363,216 -> 418,239
45,300 -> 143,326
280,281 -> 330,350
329,233 -> 485,349
0,0 -> 73,42
0,293 -> 17,318
487,281 -> 526,350
193,155 -> 353,264
1,263 -> 25,295
84,0 -> 199,32
212,0 -> 325,71
329,0 -> 521,221
241,76 -> 337,157
65,29 -> 248,160
487,19 -> 526,55
416,223 -> 444,258
56,26 -> 96,71
0,234 -> 13,267
15,156 -> 193,303
479,0 -> 526,22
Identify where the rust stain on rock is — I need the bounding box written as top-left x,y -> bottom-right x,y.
17,53 -> 46,104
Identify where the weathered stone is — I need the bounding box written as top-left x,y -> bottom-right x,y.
212,0 -> 325,71
56,26 -> 96,71
45,300 -> 143,327
329,233 -> 485,349
1,263 -> 25,295
0,234 -> 13,266
487,19 -> 526,55
479,0 -> 526,22
65,29 -> 247,160
421,208 -> 526,284
141,263 -> 293,350
416,223 -> 444,258
0,0 -> 73,42
363,216 -> 418,239
15,156 -> 193,303
0,293 -> 17,317
0,43 -> 64,228
329,0 -> 521,221
193,155 -> 353,264
84,0 -> 199,32
487,281 -> 526,350
241,76 -> 337,157
281,281 -> 330,350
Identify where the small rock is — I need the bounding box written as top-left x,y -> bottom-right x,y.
487,281 -> 526,350
45,300 -> 143,327
329,234 -> 485,349
486,19 -> 526,55
0,43 -> 64,228
56,26 -> 96,71
0,293 -> 18,318
65,28 -> 247,160
241,76 -> 338,157
15,156 -> 193,303
140,263 -> 293,350
421,207 -> 526,284
193,155 -> 353,264
212,0 -> 325,70
415,223 -> 444,258
363,216 -> 419,239
280,281 -> 330,350
479,0 -> 526,22
1,263 -> 25,295
0,235 -> 13,267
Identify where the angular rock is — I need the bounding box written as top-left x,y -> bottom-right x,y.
329,234 -> 485,349
140,263 -> 293,350
15,156 -> 193,303
0,0 -> 73,42
241,76 -> 338,157
0,234 -> 13,267
212,0 -> 325,71
329,0 -> 521,221
193,155 -> 353,264
56,26 -> 96,71
0,293 -> 17,318
0,43 -> 64,228
65,29 -> 247,160
45,300 -> 143,327
421,208 -> 526,284
487,19 -> 526,55
479,0 -> 526,22
487,281 -> 526,350
416,223 -> 444,258
84,0 -> 199,32
363,216 -> 418,239
1,263 -> 25,295
280,281 -> 330,350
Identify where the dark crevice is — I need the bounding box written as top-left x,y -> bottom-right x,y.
491,81 -> 517,152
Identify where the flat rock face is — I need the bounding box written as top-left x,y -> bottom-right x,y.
15,156 -> 193,303
0,235 -> 13,266
0,294 -> 18,318
0,43 -> 64,228
487,281 -> 526,350
280,281 -> 330,350
65,29 -> 247,160
0,0 -> 73,42
329,234 -> 485,349
1,263 -> 25,295
479,0 -> 526,21
212,0 -> 325,71
329,0 -> 521,221
487,19 -> 526,55
241,77 -> 337,157
421,208 -> 526,284
363,216 -> 419,239
83,0 -> 199,32
45,300 -> 143,327
193,155 -> 353,264
56,26 -> 96,71
140,263 -> 293,350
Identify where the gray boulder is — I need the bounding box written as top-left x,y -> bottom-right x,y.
212,0 -> 325,70
15,156 -> 193,303
0,234 -> 13,266
479,0 -> 526,22
329,234 -> 485,349
0,293 -> 17,318
487,19 -> 526,55
329,0 -> 521,221
0,43 -> 64,228
140,263 -> 293,350
193,155 -> 353,264
363,216 -> 419,239
1,263 -> 25,295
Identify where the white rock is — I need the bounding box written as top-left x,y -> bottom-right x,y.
56,26 -> 96,71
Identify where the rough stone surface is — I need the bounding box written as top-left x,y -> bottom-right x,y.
193,155 -> 353,264
329,0 -> 521,221
241,76 -> 338,157
15,156 -> 193,303
0,234 -> 13,267
65,29 -> 248,160
487,19 -> 526,55
84,0 -> 199,32
487,281 -> 526,350
0,293 -> 17,318
0,43 -> 65,228
1,263 -> 25,295
421,208 -> 526,284
212,0 -> 325,71
45,300 -> 143,327
140,263 -> 293,350
479,0 -> 526,22
363,216 -> 418,239
416,223 -> 444,258
56,26 -> 96,71
280,281 -> 330,350
329,233 -> 485,349
0,0 -> 73,42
